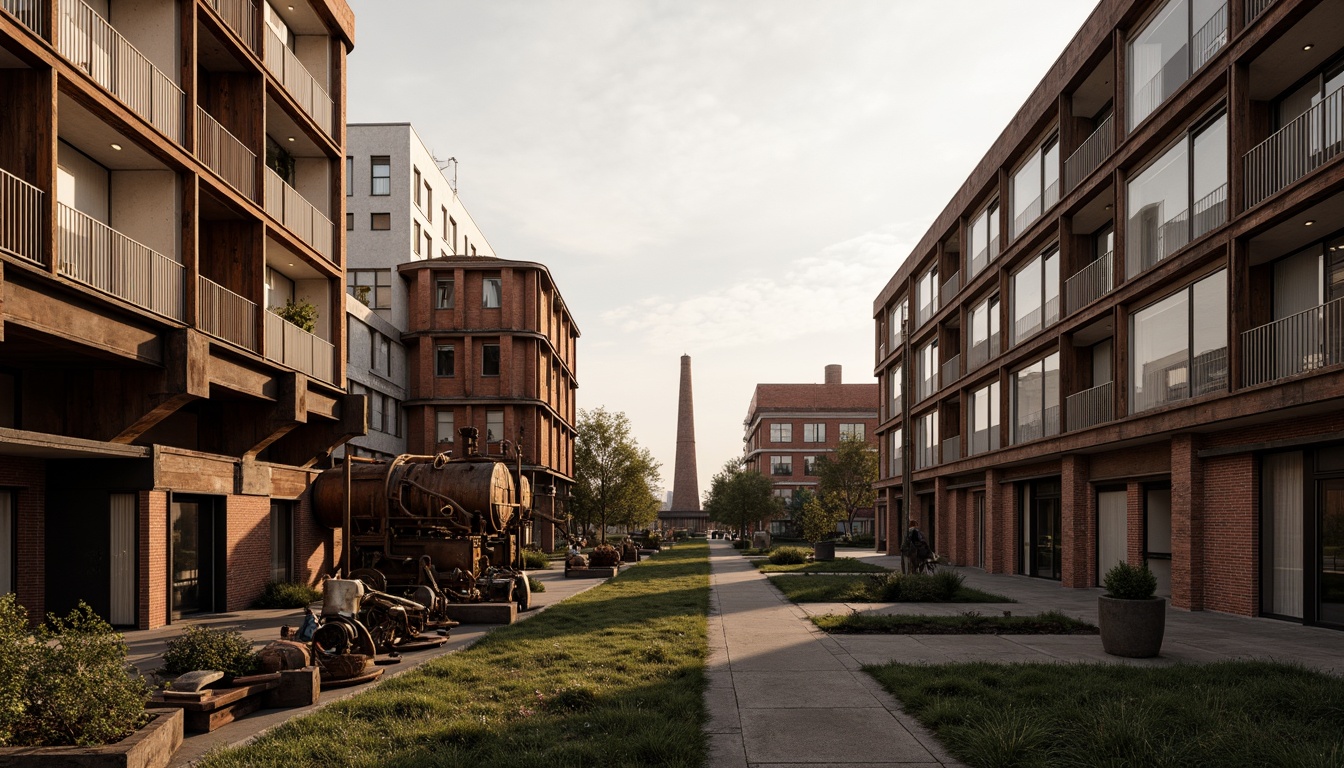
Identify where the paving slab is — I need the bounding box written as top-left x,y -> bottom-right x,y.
740,708 -> 934,763
732,670 -> 885,709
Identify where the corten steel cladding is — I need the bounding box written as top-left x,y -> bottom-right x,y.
313,455 -> 518,535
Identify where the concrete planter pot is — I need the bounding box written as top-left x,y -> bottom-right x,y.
1098,596 -> 1166,658
812,540 -> 836,561
0,708 -> 183,768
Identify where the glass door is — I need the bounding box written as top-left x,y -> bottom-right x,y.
171,498 -> 219,617
1318,479 -> 1344,626
1035,495 -> 1062,579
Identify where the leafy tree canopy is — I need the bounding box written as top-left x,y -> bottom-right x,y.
815,434 -> 878,532
704,459 -> 781,536
572,407 -> 662,541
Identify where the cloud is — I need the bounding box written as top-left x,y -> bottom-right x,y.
602,223 -> 921,353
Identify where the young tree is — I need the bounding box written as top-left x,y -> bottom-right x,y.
815,434 -> 878,535
704,459 -> 781,537
796,493 -> 845,544
572,407 -> 662,542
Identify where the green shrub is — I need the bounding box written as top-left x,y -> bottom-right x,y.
521,550 -> 551,570
160,626 -> 258,679
933,570 -> 965,600
1103,561 -> 1157,599
252,580 -> 321,609
528,576 -> 546,593
844,535 -> 876,548
769,546 -> 811,565
0,596 -> 150,747
588,543 -> 621,567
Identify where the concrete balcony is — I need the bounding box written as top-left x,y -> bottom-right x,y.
57,203 -> 183,321
1245,86 -> 1343,209
263,26 -> 333,136
56,0 -> 184,143
1,0 -> 42,35
265,309 -> 335,383
0,167 -> 44,267
265,167 -> 332,261
1242,297 -> 1344,387
198,275 -> 257,351
197,106 -> 256,199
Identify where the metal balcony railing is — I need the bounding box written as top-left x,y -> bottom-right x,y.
1,168 -> 44,266
1042,179 -> 1060,212
1013,405 -> 1060,445
198,276 -> 257,351
204,0 -> 258,52
57,204 -> 183,321
1066,381 -> 1114,432
1245,0 -> 1276,22
1243,297 -> 1344,387
265,310 -> 335,383
941,435 -> 961,464
197,107 -> 256,199
941,270 -> 961,303
265,167 -> 333,260
1011,196 -> 1041,240
1191,3 -> 1228,72
1,0 -> 42,34
968,331 -> 1000,372
263,27 -> 333,136
941,354 -> 961,386
1245,87 -> 1344,208
1128,202 -> 1189,277
1192,183 -> 1228,240
1064,115 -> 1113,192
57,0 -> 184,142
1066,251 -> 1114,315
1133,347 -> 1228,413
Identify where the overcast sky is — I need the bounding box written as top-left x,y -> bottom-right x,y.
345,0 -> 1098,500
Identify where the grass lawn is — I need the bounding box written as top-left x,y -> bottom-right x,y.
769,574 -> 1011,604
865,660 -> 1344,768
197,543 -> 710,768
813,610 -> 1095,635
758,557 -> 889,574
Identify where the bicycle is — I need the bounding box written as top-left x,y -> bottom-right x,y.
910,551 -> 939,575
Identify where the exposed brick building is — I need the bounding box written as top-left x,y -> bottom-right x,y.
399,255 -> 579,550
873,0 -> 1344,629
0,0 -> 359,627
743,365 -> 879,538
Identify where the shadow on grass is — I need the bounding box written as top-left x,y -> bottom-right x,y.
197,544 -> 711,768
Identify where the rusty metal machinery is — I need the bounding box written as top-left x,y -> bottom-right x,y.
313,428 -> 559,617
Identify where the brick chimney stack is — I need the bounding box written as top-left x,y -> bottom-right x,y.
824,364 -> 842,385
670,354 -> 700,511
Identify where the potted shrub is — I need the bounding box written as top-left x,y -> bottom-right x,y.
1098,561 -> 1165,658
797,494 -> 843,561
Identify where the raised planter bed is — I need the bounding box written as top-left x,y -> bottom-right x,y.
148,680 -> 280,734
566,566 -> 618,579
0,708 -> 183,768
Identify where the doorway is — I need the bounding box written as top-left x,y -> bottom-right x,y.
1021,480 -> 1061,579
171,497 -> 224,618
1097,489 -> 1127,583
1317,479 -> 1344,626
1144,486 -> 1172,598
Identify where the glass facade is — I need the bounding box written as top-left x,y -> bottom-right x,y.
1130,270 -> 1227,413
1128,0 -> 1226,130
1012,353 -> 1060,444
1011,247 -> 1059,344
967,202 -> 1000,277
969,381 -> 1000,455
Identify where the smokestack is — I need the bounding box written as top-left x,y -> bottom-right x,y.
670,354 -> 700,511
824,364 -> 842,385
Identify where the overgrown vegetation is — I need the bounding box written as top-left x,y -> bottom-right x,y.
814,610 -> 1095,635
522,549 -> 552,570
769,573 -> 1012,603
198,542 -> 710,768
767,546 -> 812,566
528,576 -> 546,593
759,556 -> 888,573
865,660 -> 1344,768
252,580 -> 322,609
0,595 -> 150,747
160,626 -> 259,679
273,298 -> 318,333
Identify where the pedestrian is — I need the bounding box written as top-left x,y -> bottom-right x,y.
902,518 -> 930,574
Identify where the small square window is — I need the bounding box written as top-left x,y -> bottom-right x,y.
436,278 -> 455,309
482,343 -> 501,376
770,423 -> 792,442
435,345 -> 455,377
371,213 -> 390,230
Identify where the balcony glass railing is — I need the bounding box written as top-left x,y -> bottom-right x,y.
941,271 -> 960,303
1,0 -> 42,34
1,168 -> 44,266
968,331 -> 1000,372
57,0 -> 183,142
1243,297 -> 1344,387
1245,87 -> 1344,208
1127,202 -> 1189,278
1011,196 -> 1041,240
198,275 -> 256,351
916,371 -> 938,403
204,0 -> 258,52
263,27 -> 333,136
197,107 -> 256,199
1066,381 -> 1114,432
914,442 -> 938,471
1064,115 -> 1113,192
1013,405 -> 1060,445
1066,251 -> 1114,315
265,310 -> 335,383
969,426 -> 999,456
57,203 -> 183,321
941,354 -> 961,386
264,167 -> 333,260
941,435 -> 961,464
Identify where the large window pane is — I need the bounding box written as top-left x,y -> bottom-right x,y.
1013,256 -> 1043,344
1191,114 -> 1228,238
1191,270 -> 1228,396
1127,140 -> 1189,277
1012,157 -> 1041,235
1129,0 -> 1189,130
1013,353 -> 1059,443
1132,291 -> 1190,413
970,381 -> 1000,455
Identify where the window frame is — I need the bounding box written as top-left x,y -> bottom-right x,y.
435,344 -> 455,377
435,277 -> 455,309
482,343 -> 502,377
803,423 -> 826,443
371,156 -> 390,196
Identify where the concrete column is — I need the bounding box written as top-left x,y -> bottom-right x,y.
1061,454 -> 1091,588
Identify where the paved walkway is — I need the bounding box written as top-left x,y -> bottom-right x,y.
705,540 -> 1344,768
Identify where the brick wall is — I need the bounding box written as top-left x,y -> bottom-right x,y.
225,495 -> 272,612
1061,454 -> 1090,588
1170,434 -> 1203,610
1201,453 -> 1258,616
139,490 -> 168,629
0,457 -> 45,624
